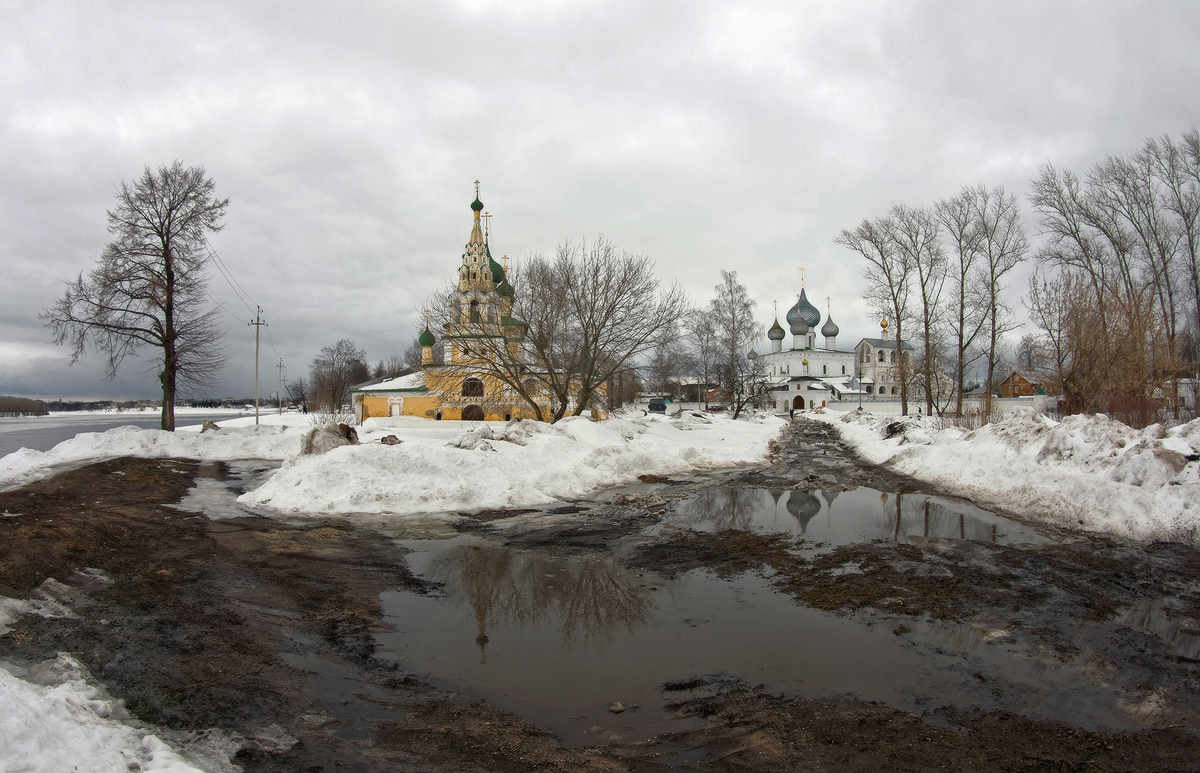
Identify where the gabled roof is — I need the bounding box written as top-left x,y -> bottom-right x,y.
352,371 -> 427,393
856,337 -> 914,350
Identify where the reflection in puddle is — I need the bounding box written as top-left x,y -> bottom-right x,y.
666,487 -> 1053,548
435,545 -> 652,653
1120,598 -> 1200,660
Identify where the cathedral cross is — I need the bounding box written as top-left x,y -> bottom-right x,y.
482,211 -> 491,241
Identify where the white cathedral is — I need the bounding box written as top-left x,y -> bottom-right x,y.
751,285 -> 862,412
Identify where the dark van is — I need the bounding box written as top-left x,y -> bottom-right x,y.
647,398 -> 668,414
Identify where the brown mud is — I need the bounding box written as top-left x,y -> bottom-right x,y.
0,419 -> 1199,771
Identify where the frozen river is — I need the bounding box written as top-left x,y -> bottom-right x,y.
0,412 -> 253,458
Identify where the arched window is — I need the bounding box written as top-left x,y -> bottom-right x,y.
878,351 -> 885,362
822,364 -> 827,374
462,377 -> 484,396
866,386 -> 873,394
469,300 -> 480,323
841,365 -> 846,374
890,351 -> 896,364
891,387 -> 898,395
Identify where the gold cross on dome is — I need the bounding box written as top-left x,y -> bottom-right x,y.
474,180 -> 480,197
800,267 -> 806,288
773,299 -> 777,314
423,308 -> 430,325
482,211 -> 491,240
502,254 -> 510,270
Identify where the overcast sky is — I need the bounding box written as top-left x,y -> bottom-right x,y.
3,1 -> 1199,400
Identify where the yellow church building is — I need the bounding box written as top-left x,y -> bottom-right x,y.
352,187 -> 555,423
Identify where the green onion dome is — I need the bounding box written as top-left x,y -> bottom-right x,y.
497,278 -> 515,298
471,197 -> 484,212
418,327 -> 436,347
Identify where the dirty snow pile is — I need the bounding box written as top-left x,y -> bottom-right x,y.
241,411 -> 786,516
0,422 -> 308,491
0,654 -> 205,773
812,408 -> 1200,544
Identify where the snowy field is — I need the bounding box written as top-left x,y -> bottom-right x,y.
811,407 -> 1200,545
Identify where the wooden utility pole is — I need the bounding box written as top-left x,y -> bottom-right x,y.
249,306 -> 268,425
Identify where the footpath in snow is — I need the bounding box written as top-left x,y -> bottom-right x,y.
810,407 -> 1200,545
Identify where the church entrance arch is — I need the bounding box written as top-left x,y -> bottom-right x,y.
462,405 -> 485,421
792,396 -> 804,409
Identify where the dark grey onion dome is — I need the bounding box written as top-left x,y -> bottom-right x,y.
797,288 -> 820,327
767,317 -> 785,341
821,314 -> 840,338
790,316 -> 809,336
747,349 -> 758,360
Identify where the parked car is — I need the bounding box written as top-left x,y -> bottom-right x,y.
647,398 -> 668,414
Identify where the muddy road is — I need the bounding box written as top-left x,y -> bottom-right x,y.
2,419 -> 1199,771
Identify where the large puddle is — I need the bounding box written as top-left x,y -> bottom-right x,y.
175,468 -> 1139,746
374,486 -> 1143,747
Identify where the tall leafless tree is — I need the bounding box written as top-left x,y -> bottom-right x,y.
936,188 -> 987,416
891,204 -> 947,415
836,215 -> 914,415
41,161 -> 228,430
708,270 -> 762,418
970,185 -> 1029,413
310,339 -> 369,412
685,309 -> 720,407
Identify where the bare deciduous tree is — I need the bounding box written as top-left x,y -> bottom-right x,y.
708,271 -> 762,418
285,376 -> 310,412
891,204 -> 947,416
41,161 -> 229,430
836,216 -> 914,415
936,188 -> 987,416
970,185 -> 1029,414
310,339 -> 369,412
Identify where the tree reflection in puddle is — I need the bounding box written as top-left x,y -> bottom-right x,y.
435,544 -> 652,657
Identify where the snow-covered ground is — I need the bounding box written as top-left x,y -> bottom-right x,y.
810,407 -> 1200,545
240,411 -> 785,516
0,654 -> 207,773
1,411 -> 786,517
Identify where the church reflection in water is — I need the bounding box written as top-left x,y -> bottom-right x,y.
432,544 -> 653,660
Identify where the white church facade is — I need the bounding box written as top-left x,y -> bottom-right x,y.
752,287 -> 861,412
